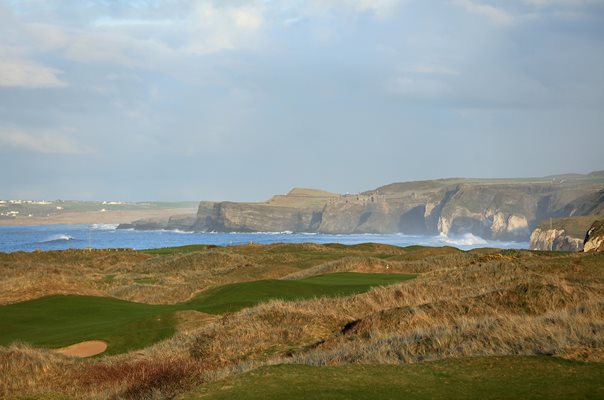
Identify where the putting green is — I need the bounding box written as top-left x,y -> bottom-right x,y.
0,272 -> 414,355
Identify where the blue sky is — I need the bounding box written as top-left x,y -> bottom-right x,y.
0,0 -> 603,201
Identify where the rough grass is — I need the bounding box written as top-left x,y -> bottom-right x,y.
0,244 -> 602,399
181,356 -> 604,400
0,273 -> 414,354
0,243 -> 420,305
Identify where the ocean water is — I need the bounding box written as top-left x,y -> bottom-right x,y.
0,224 -> 529,253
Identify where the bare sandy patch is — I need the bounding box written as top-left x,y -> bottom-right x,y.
54,340 -> 108,358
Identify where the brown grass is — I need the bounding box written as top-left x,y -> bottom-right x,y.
0,245 -> 603,399
0,243 -> 419,305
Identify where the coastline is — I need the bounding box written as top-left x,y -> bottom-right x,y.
0,208 -> 197,226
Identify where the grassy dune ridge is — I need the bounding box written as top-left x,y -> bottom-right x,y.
0,243 -> 426,305
0,243 -> 603,399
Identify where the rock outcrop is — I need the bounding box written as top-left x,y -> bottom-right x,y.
529,216 -> 601,251
530,228 -> 584,252
584,220 -> 604,252
118,213 -> 198,231
120,172 -> 604,241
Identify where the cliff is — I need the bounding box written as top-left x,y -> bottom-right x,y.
584,220 -> 604,252
120,172 -> 604,241
528,216 -> 598,251
117,213 -> 198,231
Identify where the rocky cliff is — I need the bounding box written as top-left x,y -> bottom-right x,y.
117,213 -> 198,231
529,215 -> 604,252
584,220 -> 604,252
120,172 -> 604,241
530,228 -> 584,252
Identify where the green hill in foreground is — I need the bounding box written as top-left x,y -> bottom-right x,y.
181,356 -> 604,400
0,272 -> 415,355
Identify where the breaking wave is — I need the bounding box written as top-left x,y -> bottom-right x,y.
435,233 -> 489,247
91,224 -> 119,230
40,234 -> 75,243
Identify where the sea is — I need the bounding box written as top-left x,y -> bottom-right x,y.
0,224 -> 529,253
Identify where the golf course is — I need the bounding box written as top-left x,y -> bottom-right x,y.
1,243 -> 602,399
0,272 -> 415,355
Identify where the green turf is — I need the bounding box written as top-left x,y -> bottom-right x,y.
187,272 -> 415,314
181,356 -> 604,400
0,295 -> 179,355
0,273 -> 414,354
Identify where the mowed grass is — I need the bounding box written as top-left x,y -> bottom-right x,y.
189,273 -> 415,314
0,272 -> 414,354
0,295 -> 178,355
182,356 -> 604,400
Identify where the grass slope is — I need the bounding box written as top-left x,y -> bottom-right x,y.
0,272 -> 414,354
183,356 -> 604,400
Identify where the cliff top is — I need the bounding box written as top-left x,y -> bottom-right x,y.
286,188 -> 337,198
370,172 -> 604,199
266,187 -> 336,209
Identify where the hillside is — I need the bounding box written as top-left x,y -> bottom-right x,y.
121,172 -> 604,241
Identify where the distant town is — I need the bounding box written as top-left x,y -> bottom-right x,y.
0,199 -> 199,225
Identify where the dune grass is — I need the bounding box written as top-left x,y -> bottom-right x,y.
182,356 -> 604,400
0,272 -> 414,354
1,246 -> 602,400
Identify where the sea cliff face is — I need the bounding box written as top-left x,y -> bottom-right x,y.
584,220 -> 604,252
528,216 -> 603,251
529,228 -> 584,251
119,173 -> 604,241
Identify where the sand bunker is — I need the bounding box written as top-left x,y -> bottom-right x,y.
54,340 -> 108,358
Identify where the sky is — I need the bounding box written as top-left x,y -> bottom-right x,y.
0,0 -> 603,202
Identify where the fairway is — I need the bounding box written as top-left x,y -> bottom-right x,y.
0,295 -> 179,355
189,272 -> 416,314
0,272 -> 414,354
181,356 -> 604,400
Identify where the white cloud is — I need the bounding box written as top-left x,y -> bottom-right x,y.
0,49 -> 66,88
232,7 -> 263,29
452,0 -> 514,25
22,22 -> 174,67
186,3 -> 264,55
0,130 -> 85,154
21,3 -> 266,64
